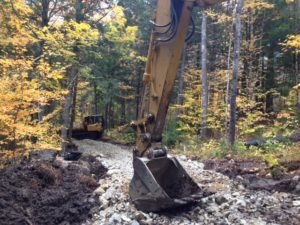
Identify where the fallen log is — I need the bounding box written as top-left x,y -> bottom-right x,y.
245,132 -> 300,148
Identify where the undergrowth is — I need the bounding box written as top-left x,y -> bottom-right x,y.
172,138 -> 300,166
106,127 -> 135,144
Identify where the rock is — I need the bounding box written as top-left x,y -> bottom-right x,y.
54,157 -> 71,169
96,157 -> 102,162
108,213 -> 122,223
206,204 -> 219,214
292,200 -> 300,207
134,212 -> 146,221
237,184 -> 245,191
131,220 -> 140,225
88,198 -> 96,204
99,197 -> 109,209
232,192 -> 240,197
295,183 -> 300,194
94,186 -> 105,194
249,218 -> 267,225
107,169 -> 121,176
179,155 -> 187,161
121,215 -> 131,222
236,199 -> 247,208
215,195 -> 228,205
196,162 -> 205,170
292,175 -> 300,181
236,175 -> 244,181
139,218 -> 153,225
240,219 -> 247,225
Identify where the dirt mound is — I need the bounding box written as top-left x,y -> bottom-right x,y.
204,159 -> 300,194
0,150 -> 107,225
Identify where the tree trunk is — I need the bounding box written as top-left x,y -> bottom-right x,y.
37,0 -> 50,121
93,83 -> 99,114
121,96 -> 126,124
61,67 -> 78,149
70,75 -> 78,132
201,13 -> 208,138
228,0 -> 244,146
61,0 -> 84,150
108,98 -> 114,128
296,53 -> 299,84
225,31 -> 233,131
105,102 -> 109,129
176,43 -> 187,119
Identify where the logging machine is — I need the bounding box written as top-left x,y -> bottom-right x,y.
129,0 -> 226,212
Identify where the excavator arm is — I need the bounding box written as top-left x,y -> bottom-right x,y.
130,0 -> 226,212
132,0 -> 225,157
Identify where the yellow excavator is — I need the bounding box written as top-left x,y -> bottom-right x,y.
129,0 -> 225,212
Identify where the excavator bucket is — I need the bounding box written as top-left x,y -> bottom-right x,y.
129,156 -> 202,212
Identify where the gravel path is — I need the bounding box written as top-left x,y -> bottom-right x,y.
75,139 -> 300,225
74,139 -> 133,177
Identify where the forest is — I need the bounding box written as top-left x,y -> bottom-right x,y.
0,0 -> 299,164
1,0 -> 300,224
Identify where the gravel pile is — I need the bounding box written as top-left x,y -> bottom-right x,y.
76,140 -> 300,225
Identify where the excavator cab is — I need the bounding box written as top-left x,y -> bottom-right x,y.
129,0 -> 225,212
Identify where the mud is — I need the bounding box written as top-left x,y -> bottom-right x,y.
0,150 -> 107,225
204,159 -> 300,194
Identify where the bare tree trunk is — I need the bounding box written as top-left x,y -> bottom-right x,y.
61,67 -> 78,149
105,103 -> 109,129
225,33 -> 232,131
228,0 -> 244,146
176,43 -> 187,119
201,13 -> 208,138
93,83 -> 99,114
295,0 -> 299,84
295,51 -> 299,84
37,0 -> 50,121
121,96 -> 126,124
61,0 -> 84,150
109,98 -> 114,128
135,72 -> 142,120
70,75 -> 78,132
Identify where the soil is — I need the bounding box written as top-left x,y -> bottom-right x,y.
203,158 -> 300,194
0,150 -> 107,225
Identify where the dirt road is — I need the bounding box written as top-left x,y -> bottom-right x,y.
74,139 -> 133,177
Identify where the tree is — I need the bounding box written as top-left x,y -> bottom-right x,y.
0,0 -> 63,152
201,12 -> 208,138
228,0 -> 244,146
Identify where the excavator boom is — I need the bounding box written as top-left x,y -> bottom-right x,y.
130,0 -> 226,212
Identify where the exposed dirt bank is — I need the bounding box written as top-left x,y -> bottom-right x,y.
0,150 -> 107,225
203,159 -> 300,194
